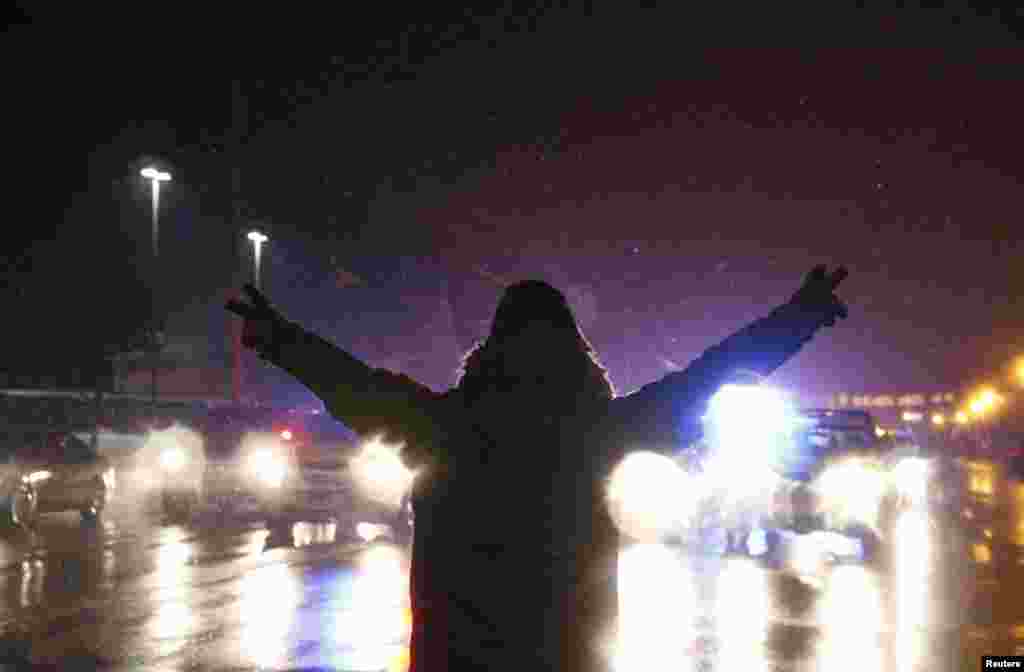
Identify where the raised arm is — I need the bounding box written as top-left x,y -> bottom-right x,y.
608,266 -> 849,451
226,285 -> 442,466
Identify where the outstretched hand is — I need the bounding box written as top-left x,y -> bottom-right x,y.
789,265 -> 849,328
225,284 -> 286,351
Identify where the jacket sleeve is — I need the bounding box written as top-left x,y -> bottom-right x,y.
606,301 -> 824,453
257,320 -> 442,464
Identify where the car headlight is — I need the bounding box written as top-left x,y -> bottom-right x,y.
248,450 -> 286,488
160,447 -> 186,472
607,451 -> 696,541
815,459 -> 885,525
352,438 -> 413,504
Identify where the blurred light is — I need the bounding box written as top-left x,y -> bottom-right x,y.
160,447 -> 185,471
25,470 -> 51,484
614,544 -> 693,670
703,384 -> 792,502
606,451 -> 695,541
931,413 -> 945,426
891,457 -> 930,504
280,429 -> 293,441
819,566 -> 885,670
335,543 -> 411,665
972,543 -> 991,565
967,462 -> 995,496
141,167 -> 172,181
1016,359 -> 1024,386
239,564 -> 301,668
875,426 -> 886,438
815,459 -> 885,530
248,449 -> 286,488
357,522 -> 390,543
970,387 -> 1003,417
901,411 -> 923,423
247,230 -> 268,244
712,558 -> 769,668
352,437 -> 414,507
955,411 -> 970,425
706,384 -> 793,437
293,522 -> 337,548
102,467 -> 116,489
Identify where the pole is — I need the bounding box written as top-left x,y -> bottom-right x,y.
150,178 -> 160,422
252,237 -> 264,290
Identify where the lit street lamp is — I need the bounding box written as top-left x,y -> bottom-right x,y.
247,230 -> 269,290
140,166 -> 171,420
140,167 -> 172,259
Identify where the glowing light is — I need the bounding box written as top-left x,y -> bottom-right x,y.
931,413 -> 944,426
352,437 -> 414,507
875,426 -> 886,438
818,566 -> 885,670
891,457 -> 931,504
334,543 -> 411,670
248,449 -> 286,488
606,451 -> 695,541
969,387 -> 1003,417
247,230 -> 268,244
141,167 -> 171,182
239,564 -> 301,668
614,544 -> 693,670
25,470 -> 51,484
160,447 -> 185,471
901,411 -> 923,423
280,429 -> 293,441
954,411 -> 970,425
815,459 -> 885,530
715,558 -> 769,668
703,383 -> 792,503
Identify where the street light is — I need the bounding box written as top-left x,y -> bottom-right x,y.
247,230 -> 269,290
140,166 -> 171,422
140,167 -> 172,259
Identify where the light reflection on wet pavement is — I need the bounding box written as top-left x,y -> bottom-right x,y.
0,475 -> 1021,670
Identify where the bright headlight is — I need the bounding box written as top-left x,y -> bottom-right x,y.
815,459 -> 885,526
160,448 -> 185,471
248,450 -> 286,488
607,451 -> 696,541
352,438 -> 413,504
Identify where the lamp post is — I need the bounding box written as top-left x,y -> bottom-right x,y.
140,166 -> 171,419
246,230 -> 269,290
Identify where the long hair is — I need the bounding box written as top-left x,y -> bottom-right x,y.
456,280 -> 615,403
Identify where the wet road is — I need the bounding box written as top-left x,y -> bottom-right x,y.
0,462 -> 1022,671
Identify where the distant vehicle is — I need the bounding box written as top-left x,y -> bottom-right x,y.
0,430 -> 115,527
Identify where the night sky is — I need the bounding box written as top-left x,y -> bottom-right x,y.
3,4 -> 1023,404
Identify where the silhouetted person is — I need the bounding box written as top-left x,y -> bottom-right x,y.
227,265 -> 848,671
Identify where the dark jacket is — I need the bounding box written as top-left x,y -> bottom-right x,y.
259,300 -> 825,671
